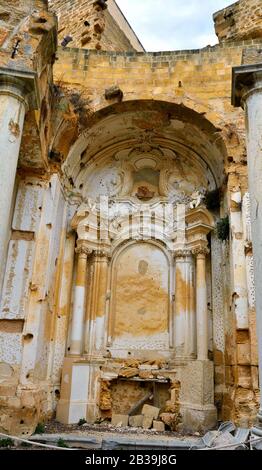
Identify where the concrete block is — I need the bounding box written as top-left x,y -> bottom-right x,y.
111,414 -> 129,427
129,415 -> 143,428
142,404 -> 160,419
142,416 -> 153,429
153,420 -> 165,432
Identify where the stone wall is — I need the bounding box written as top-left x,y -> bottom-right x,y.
214,0 -> 262,43
49,0 -> 144,52
0,1 -> 261,434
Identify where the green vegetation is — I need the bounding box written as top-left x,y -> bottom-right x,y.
0,438 -> 14,448
216,216 -> 230,241
57,438 -> 69,448
78,418 -> 87,426
34,422 -> 45,434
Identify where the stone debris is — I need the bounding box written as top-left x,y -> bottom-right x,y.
129,415 -> 143,428
119,368 -> 139,378
142,416 -> 154,430
153,420 -> 165,432
142,404 -> 160,420
111,414 -> 129,427
110,405 -> 167,432
139,364 -> 159,370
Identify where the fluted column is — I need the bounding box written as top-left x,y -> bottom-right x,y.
193,247 -> 209,361
70,242 -> 92,355
174,249 -> 196,359
85,249 -> 110,356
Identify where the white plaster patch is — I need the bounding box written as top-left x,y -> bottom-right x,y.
0,240 -> 34,319
0,332 -> 22,365
68,364 -> 90,423
12,181 -> 44,232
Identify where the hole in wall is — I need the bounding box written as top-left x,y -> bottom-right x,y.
36,17 -> 47,23
23,333 -> 34,343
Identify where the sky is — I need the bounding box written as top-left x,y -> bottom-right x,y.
116,0 -> 235,51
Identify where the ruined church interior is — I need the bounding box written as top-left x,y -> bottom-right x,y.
0,0 -> 262,443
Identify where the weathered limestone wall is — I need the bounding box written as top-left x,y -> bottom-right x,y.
0,175 -> 71,435
49,0 -> 144,52
51,40 -> 261,426
214,0 -> 262,43
0,0 -> 261,434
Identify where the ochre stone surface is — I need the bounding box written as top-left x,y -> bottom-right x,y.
214,0 -> 262,43
0,0 -> 261,435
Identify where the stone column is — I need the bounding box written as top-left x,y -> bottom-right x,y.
0,77 -> 27,285
174,249 -> 196,359
0,70 -> 39,288
70,242 -> 91,355
232,66 -> 262,433
193,247 -> 209,361
85,250 -> 110,356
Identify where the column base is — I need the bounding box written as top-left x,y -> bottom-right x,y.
56,357 -> 101,425
180,359 -> 217,433
180,404 -> 217,433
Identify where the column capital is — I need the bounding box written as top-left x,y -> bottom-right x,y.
232,64 -> 262,108
75,241 -> 93,258
92,249 -> 111,260
192,246 -> 210,257
173,249 -> 192,260
0,68 -> 40,110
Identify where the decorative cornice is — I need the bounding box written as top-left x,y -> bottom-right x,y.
232,64 -> 262,108
0,68 -> 40,110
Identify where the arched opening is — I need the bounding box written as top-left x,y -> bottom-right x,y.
57,99 -> 226,430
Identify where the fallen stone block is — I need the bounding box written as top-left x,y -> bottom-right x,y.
111,414 -> 129,427
129,415 -> 143,428
153,420 -> 165,432
142,416 -> 153,429
142,404 -> 160,419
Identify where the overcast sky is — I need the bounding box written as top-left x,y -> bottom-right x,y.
116,0 -> 234,51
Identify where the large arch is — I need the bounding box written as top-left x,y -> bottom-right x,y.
61,100 -> 228,201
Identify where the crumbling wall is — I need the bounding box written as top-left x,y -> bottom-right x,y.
0,175 -> 71,435
49,0 -> 142,51
214,0 -> 262,43
0,0 -> 57,170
